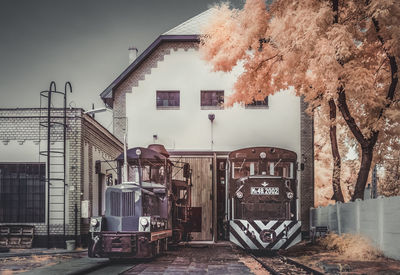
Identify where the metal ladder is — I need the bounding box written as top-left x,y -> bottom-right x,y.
39,81 -> 72,247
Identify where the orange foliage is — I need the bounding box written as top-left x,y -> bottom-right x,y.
201,0 -> 400,202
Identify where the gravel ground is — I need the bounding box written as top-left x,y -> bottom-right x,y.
2,241 -> 400,275
281,241 -> 400,274
0,250 -> 87,274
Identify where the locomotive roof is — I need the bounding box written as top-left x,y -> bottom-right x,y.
116,147 -> 168,163
228,147 -> 297,160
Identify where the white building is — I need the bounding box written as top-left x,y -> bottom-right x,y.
100,9 -> 314,241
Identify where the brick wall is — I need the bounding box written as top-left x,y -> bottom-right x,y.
81,114 -> 123,235
0,108 -> 122,247
300,98 -> 315,233
0,109 -> 82,237
112,42 -> 199,141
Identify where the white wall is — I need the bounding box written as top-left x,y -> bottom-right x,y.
0,140 -> 41,162
126,47 -> 301,156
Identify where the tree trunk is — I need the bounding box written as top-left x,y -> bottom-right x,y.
352,145 -> 374,200
337,89 -> 379,201
329,99 -> 344,202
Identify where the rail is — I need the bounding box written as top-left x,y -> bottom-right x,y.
250,252 -> 324,275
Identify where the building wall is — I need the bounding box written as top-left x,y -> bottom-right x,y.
115,42 -> 301,154
111,41 -> 314,232
0,109 -> 122,247
0,108 -> 82,243
81,114 -> 122,236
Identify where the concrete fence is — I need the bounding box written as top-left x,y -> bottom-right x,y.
310,196 -> 400,260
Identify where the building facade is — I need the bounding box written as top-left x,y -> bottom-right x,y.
100,10 -> 314,239
0,108 -> 122,247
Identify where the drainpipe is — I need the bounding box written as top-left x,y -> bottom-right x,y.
208,114 -> 215,151
123,119 -> 128,183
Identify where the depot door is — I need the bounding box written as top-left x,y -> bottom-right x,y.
172,156 -> 213,241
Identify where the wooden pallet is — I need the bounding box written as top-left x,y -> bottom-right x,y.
0,225 -> 34,248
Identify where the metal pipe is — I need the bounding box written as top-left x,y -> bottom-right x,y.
74,203 -> 78,243
123,134 -> 128,182
123,118 -> 128,183
47,81 -> 56,248
63,82 -> 72,241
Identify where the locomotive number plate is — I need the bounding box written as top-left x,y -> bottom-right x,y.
250,187 -> 279,195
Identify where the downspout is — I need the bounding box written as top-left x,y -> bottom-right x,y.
123,119 -> 128,183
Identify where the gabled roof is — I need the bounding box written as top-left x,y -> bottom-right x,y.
163,8 -> 216,35
100,9 -> 215,107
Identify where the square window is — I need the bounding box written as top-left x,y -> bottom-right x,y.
0,163 -> 45,223
156,91 -> 180,109
201,90 -> 224,109
245,96 -> 268,109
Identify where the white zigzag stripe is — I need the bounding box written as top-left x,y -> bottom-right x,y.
229,232 -> 244,249
230,220 -> 302,250
230,221 -> 258,249
254,220 -> 276,230
238,220 -> 267,249
283,222 -> 302,249
272,221 -> 301,250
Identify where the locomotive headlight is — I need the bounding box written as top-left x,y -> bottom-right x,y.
236,191 -> 243,199
286,192 -> 294,199
260,152 -> 267,159
90,218 -> 98,227
136,149 -> 142,156
140,217 -> 148,227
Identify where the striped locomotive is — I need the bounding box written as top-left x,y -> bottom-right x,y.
226,147 -> 301,250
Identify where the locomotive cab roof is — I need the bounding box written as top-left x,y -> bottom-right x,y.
228,146 -> 297,161
116,147 -> 168,164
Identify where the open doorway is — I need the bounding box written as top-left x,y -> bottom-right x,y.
216,159 -> 227,240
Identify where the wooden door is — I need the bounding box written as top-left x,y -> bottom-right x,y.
171,157 -> 213,240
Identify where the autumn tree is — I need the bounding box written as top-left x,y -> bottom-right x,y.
200,0 -> 400,200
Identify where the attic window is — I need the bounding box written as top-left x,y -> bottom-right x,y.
245,96 -> 268,109
156,91 -> 180,109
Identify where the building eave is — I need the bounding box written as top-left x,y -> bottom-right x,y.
82,112 -> 123,150
100,34 -> 200,108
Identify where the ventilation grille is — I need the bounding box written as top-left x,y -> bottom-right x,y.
110,191 -> 121,216
122,191 -> 135,217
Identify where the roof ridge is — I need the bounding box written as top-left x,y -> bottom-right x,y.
163,8 -> 215,35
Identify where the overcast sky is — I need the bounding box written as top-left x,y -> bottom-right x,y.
0,0 -> 244,128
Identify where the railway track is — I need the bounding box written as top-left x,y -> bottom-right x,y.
75,260 -> 135,275
250,252 -> 324,275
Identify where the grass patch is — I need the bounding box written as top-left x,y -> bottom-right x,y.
320,233 -> 382,260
